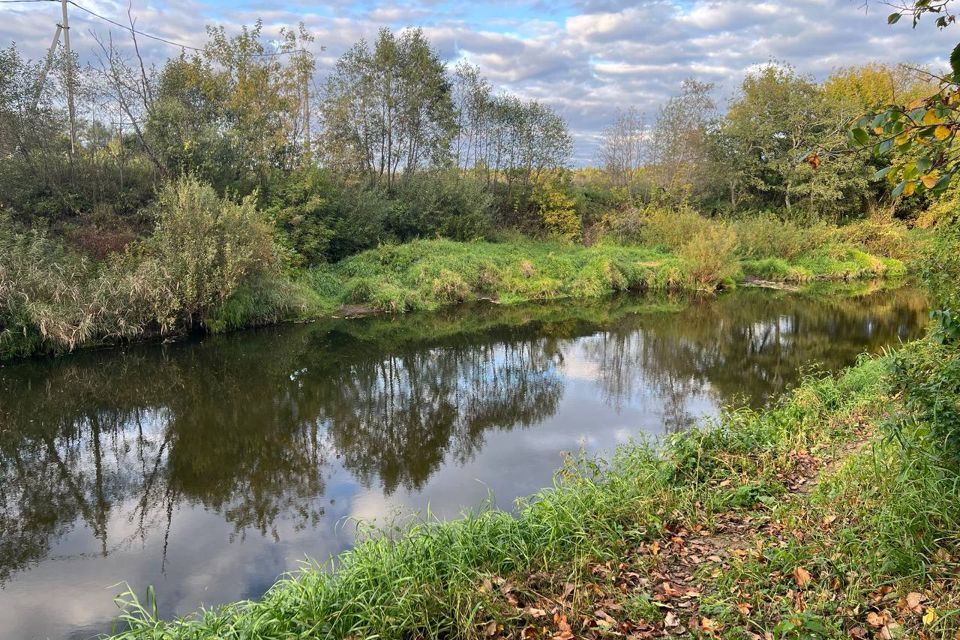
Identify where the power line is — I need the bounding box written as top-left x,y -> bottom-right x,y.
6,0 -> 313,57
67,0 -> 309,57
66,1 -> 204,51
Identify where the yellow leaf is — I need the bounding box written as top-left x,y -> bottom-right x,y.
923,607 -> 937,626
874,126 -> 885,135
904,181 -> 917,196
908,98 -> 925,110
896,133 -> 911,146
934,125 -> 952,141
922,173 -> 940,189
923,110 -> 942,125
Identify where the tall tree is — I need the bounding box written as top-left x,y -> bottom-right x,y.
598,107 -> 645,186
647,79 -> 716,198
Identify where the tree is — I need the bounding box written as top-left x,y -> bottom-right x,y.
597,107 -> 645,186
648,79 -> 716,195
320,28 -> 455,189
722,64 -> 870,221
146,21 -> 314,194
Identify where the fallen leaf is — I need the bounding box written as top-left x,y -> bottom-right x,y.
923,607 -> 937,626
484,621 -> 498,636
737,602 -> 752,617
867,611 -> 886,628
553,613 -> 574,640
664,612 -> 680,628
793,566 -> 812,588
701,617 -> 721,633
905,592 -> 923,612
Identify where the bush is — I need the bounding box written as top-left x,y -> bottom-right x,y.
0,216 -> 145,358
0,177 -> 279,359
832,219 -> 913,260
635,205 -> 707,251
732,212 -> 828,260
131,176 -> 277,332
891,338 -> 960,462
679,222 -> 739,289
531,176 -> 581,242
389,172 -> 494,242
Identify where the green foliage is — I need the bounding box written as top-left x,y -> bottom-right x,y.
891,337 -> 960,460
387,171 -> 494,241
531,175 -> 581,242
678,222 -> 739,289
146,22 -> 314,194
0,177 -> 280,358
321,28 -> 456,187
307,239 -> 678,312
720,64 -> 871,221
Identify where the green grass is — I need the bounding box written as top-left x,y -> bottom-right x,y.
103,335 -> 960,640
299,238 -> 905,315
302,239 -> 681,313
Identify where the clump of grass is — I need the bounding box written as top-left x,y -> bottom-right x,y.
678,222 -> 739,289
309,239 -> 682,313
742,258 -> 813,282
732,212 -> 830,261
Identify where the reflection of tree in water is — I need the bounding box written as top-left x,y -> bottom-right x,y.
578,286 -> 928,432
319,339 -> 563,493
0,321 -> 565,583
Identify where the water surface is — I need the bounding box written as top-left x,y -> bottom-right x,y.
0,285 -> 928,639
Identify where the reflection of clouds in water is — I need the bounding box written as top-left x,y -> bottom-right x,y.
0,287 -> 930,639
560,353 -> 601,380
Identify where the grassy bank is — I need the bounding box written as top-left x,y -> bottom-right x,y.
217,236 -> 906,327
104,332 -> 959,639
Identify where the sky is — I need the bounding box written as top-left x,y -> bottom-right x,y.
3,0 -> 958,162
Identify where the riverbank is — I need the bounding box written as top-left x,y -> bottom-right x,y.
2,225 -> 909,361
213,236 -> 907,330
102,329 -> 959,639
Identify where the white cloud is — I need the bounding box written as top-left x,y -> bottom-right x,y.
1,0 -> 955,163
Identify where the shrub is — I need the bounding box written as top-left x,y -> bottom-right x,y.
679,222 -> 739,289
389,172 -> 494,242
833,219 -> 913,260
132,176 -> 277,332
531,176 -> 581,242
891,338 -> 960,462
635,205 -> 708,251
0,216 -> 144,357
265,169 -> 336,268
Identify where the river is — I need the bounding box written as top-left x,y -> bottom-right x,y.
0,284 -> 928,639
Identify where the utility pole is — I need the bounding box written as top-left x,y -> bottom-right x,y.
61,0 -> 77,155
